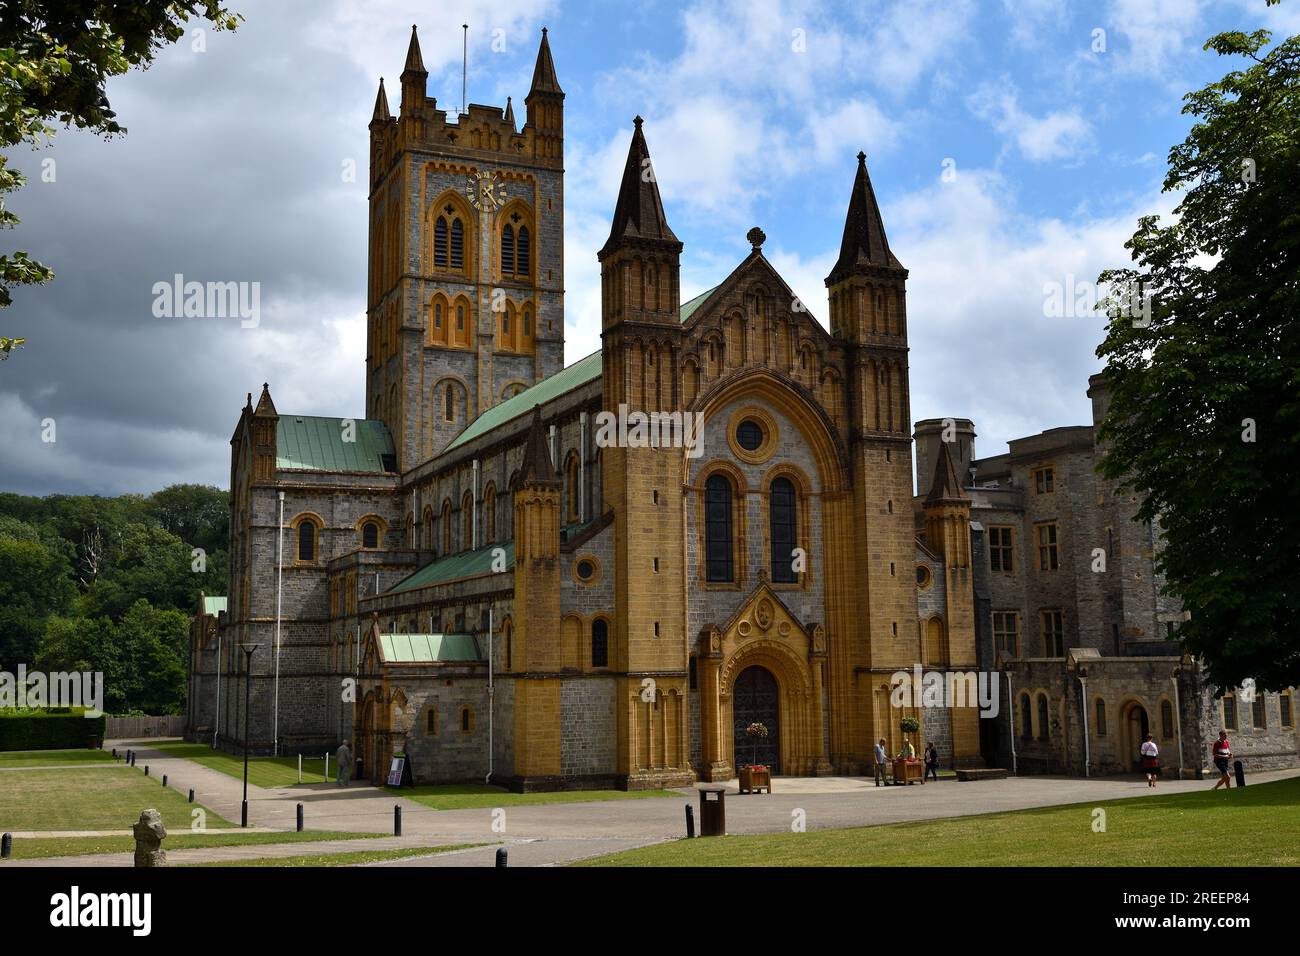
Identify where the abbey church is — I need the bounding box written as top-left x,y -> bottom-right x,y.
186,26 -> 1299,788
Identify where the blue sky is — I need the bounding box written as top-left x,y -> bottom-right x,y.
2,0 -> 1297,494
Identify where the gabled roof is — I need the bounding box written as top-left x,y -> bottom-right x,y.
276,415 -> 395,473
378,633 -> 482,664
386,540 -> 515,594
679,286 -> 717,324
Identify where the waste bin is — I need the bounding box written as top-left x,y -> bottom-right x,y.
698,786 -> 726,837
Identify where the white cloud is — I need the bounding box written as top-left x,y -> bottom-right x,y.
970,84 -> 1093,162
1104,0 -> 1204,77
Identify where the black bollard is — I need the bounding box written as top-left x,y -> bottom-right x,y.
188,789 -> 194,803
296,803 -> 304,833
685,803 -> 695,838
241,800 -> 248,829
394,805 -> 402,837
144,765 -> 149,777
495,847 -> 508,868
1,833 -> 11,859
162,774 -> 167,787
112,748 -> 118,760
1234,759 -> 1246,788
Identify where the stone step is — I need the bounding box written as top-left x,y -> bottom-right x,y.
954,768 -> 1009,781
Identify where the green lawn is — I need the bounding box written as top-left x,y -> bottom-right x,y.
0,766 -> 232,831
390,782 -> 679,810
189,844 -> 477,867
145,741 -> 332,788
0,829 -> 385,861
0,748 -> 117,768
578,776 -> 1300,867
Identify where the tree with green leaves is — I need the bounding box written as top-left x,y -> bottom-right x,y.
1,1 -> 240,358
1095,25 -> 1300,692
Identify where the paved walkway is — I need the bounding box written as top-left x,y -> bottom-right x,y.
7,740 -> 1295,868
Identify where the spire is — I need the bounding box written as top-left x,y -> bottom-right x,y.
253,382 -> 278,418
829,151 -> 902,281
504,95 -> 515,130
529,27 -> 562,95
402,24 -> 426,76
925,442 -> 967,504
600,116 -> 678,256
520,406 -> 557,485
371,77 -> 390,125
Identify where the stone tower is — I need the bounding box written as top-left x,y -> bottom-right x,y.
366,26 -> 566,471
825,151 -> 920,771
597,118 -> 694,789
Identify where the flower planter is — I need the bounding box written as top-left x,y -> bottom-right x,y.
738,765 -> 772,794
892,758 -> 924,786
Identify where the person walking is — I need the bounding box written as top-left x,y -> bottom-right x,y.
336,739 -> 352,788
1139,733 -> 1160,787
1211,730 -> 1232,790
873,738 -> 889,787
924,741 -> 939,782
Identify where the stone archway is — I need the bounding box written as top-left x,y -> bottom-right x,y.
733,666 -> 781,772
1120,699 -> 1150,772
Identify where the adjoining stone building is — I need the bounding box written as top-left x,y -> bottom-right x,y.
914,377 -> 1300,778
186,25 -> 988,789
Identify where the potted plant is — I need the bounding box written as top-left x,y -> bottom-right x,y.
739,722 -> 772,793
895,716 -> 922,784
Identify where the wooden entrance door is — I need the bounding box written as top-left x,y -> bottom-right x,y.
733,666 -> 780,772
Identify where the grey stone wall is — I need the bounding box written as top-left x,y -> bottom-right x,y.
560,676 -> 617,777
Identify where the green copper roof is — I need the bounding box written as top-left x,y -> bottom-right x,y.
679,286 -> 717,324
202,596 -> 227,616
378,633 -> 483,664
276,416 -> 395,473
387,540 -> 515,594
442,351 -> 602,454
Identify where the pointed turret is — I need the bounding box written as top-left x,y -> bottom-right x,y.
503,96 -> 515,131
600,116 -> 679,255
400,24 -> 428,115
925,442 -> 968,504
251,384 -> 278,484
253,382 -> 278,419
519,406 -> 558,485
529,27 -> 563,95
525,28 -> 563,164
370,77 -> 390,127
828,151 -> 902,283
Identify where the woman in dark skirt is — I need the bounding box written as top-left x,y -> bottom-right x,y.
1140,733 -> 1161,787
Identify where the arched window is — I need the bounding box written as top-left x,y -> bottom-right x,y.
1161,699 -> 1175,738
516,225 -> 530,275
361,521 -> 380,550
1095,698 -> 1108,736
769,476 -> 797,583
434,216 -> 449,268
925,618 -> 945,665
591,618 -> 609,668
523,307 -> 532,338
1037,694 -> 1050,740
422,506 -> 433,550
459,705 -> 473,733
462,491 -> 473,550
566,454 -> 580,522
1020,694 -> 1032,740
441,500 -> 452,555
484,483 -> 497,544
501,223 -> 515,274
406,513 -> 414,547
296,519 -> 317,563
704,473 -> 734,583
444,383 -> 455,422
425,706 -> 439,735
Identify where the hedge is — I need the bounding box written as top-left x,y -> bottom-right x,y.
0,709 -> 107,751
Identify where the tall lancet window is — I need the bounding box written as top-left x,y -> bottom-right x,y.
704,474 -> 734,583
769,477 -> 797,583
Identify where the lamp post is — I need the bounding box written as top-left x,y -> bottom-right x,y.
239,642 -> 261,828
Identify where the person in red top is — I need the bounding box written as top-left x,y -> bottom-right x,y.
1211,730 -> 1232,789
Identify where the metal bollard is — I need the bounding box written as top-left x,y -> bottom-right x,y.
162,774 -> 167,787
394,805 -> 402,836
188,789 -> 194,804
1234,759 -> 1246,788
685,803 -> 695,838
1,833 -> 11,859
144,765 -> 149,777
296,803 -> 304,833
495,847 -> 508,867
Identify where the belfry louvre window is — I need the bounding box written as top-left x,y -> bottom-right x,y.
769,477 -> 797,583
434,217 -> 448,268
449,219 -> 464,269
704,474 -> 734,583
516,226 -> 531,275
501,224 -> 516,274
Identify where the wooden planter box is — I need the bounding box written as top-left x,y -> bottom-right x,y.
892,758 -> 924,785
738,766 -> 772,794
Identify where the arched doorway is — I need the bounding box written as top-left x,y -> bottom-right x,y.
733,666 -> 781,773
1121,700 -> 1149,772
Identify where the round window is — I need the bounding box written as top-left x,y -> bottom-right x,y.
576,559 -> 596,581
916,565 -> 932,587
736,420 -> 764,452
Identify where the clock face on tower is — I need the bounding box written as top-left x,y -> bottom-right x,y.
465,170 -> 507,210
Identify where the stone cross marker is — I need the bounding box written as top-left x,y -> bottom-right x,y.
133,809 -> 167,867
